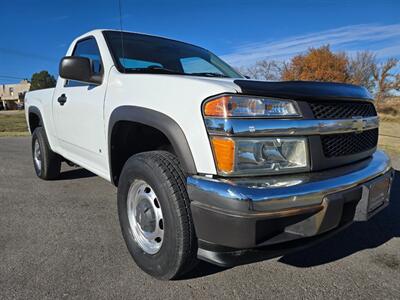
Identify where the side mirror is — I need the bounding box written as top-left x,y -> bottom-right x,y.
59,56 -> 102,85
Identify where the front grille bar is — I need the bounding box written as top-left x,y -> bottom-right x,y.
205,116 -> 379,137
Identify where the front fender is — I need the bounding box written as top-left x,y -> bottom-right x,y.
108,106 -> 197,182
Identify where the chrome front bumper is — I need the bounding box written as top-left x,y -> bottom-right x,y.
187,150 -> 393,251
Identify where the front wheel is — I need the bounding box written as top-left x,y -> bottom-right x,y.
31,127 -> 61,180
117,151 -> 198,280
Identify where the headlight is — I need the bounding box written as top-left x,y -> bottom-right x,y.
211,137 -> 309,175
203,95 -> 300,118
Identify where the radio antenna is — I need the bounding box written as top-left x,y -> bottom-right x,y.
118,0 -> 125,70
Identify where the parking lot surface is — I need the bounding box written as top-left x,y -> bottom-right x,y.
1,137 -> 399,299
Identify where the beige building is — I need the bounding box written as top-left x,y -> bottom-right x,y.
0,80 -> 31,110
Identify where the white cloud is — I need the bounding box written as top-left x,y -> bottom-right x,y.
376,44 -> 400,58
221,23 -> 400,67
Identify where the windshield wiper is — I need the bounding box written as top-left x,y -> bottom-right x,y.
190,72 -> 229,78
125,66 -> 185,75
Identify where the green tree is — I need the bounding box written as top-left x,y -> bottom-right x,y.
29,71 -> 56,91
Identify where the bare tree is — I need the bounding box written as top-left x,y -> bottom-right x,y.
238,60 -> 283,81
373,58 -> 400,103
237,65 -> 259,79
348,51 -> 376,92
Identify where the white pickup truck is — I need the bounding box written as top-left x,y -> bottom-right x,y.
25,29 -> 394,280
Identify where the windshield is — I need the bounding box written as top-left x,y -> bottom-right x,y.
103,30 -> 242,78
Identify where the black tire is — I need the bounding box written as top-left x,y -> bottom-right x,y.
32,127 -> 61,180
117,151 -> 198,280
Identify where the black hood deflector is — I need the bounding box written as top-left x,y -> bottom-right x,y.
234,80 -> 373,101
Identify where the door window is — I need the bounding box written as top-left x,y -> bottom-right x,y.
66,37 -> 102,86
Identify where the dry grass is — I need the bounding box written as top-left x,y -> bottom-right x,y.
0,111 -> 29,136
379,120 -> 400,170
377,98 -> 400,169
377,97 -> 400,122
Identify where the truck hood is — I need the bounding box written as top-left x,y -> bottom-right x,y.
233,79 -> 373,101
181,76 -> 372,101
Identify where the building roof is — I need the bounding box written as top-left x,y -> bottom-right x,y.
0,80 -> 31,101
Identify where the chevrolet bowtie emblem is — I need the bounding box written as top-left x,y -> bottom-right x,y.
352,117 -> 365,133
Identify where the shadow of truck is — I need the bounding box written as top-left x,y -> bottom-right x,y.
279,170 -> 400,268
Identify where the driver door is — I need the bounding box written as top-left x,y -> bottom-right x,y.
52,37 -> 108,176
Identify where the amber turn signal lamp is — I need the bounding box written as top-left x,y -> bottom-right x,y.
211,137 -> 235,173
204,96 -> 236,117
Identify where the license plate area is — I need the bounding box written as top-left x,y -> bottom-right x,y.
354,172 -> 392,221
368,177 -> 390,213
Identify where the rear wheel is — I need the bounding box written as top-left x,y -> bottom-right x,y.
117,151 -> 198,280
32,127 -> 61,180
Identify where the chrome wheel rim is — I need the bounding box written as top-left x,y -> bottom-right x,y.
33,139 -> 42,172
127,180 -> 164,254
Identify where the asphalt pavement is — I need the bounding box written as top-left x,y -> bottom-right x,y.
1,137 -> 399,299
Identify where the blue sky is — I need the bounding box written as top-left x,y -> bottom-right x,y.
1,0 -> 399,83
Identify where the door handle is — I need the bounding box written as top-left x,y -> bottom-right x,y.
57,94 -> 67,106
